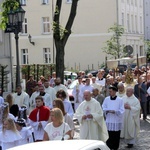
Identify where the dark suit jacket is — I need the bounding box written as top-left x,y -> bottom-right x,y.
134,83 -> 147,102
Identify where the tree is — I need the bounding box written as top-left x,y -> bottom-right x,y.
103,23 -> 125,59
145,40 -> 150,62
53,0 -> 79,83
0,0 -> 19,30
0,0 -> 79,84
0,65 -> 9,96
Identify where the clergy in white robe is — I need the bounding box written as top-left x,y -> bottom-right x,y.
29,85 -> 40,113
13,85 -> 29,108
44,80 -> 56,102
72,77 -> 84,110
0,96 -> 4,104
39,85 -> 52,109
54,77 -> 69,99
80,78 -> 94,100
74,90 -> 108,142
121,87 -> 141,148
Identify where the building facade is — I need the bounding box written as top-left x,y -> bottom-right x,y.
10,0 -> 145,72
144,0 -> 150,40
0,0 -> 14,92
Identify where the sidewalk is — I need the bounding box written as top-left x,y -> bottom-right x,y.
119,115 -> 150,150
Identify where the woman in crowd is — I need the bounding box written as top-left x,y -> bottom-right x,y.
0,118 -> 21,150
56,90 -> 74,118
53,99 -> 75,138
5,94 -> 13,109
0,102 -> 15,131
43,108 -> 71,141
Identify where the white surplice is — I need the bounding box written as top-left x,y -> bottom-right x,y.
102,96 -> 124,131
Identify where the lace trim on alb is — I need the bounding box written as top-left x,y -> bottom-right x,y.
106,122 -> 122,131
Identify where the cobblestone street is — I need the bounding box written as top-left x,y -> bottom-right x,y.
74,116 -> 150,150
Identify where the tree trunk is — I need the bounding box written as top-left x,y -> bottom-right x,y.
53,0 -> 79,84
55,40 -> 64,84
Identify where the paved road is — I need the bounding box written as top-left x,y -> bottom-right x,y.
73,116 -> 150,150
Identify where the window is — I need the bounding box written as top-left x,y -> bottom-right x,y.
136,45 -> 138,54
127,14 -> 130,32
21,49 -> 28,64
43,48 -> 51,64
140,0 -> 142,7
42,17 -> 50,33
140,16 -> 142,33
66,0 -> 72,3
21,18 -> 27,34
121,13 -> 124,26
20,0 -> 26,6
135,15 -> 138,33
42,0 -> 49,4
135,0 -> 137,6
146,27 -> 149,40
140,46 -> 144,56
131,15 -> 134,32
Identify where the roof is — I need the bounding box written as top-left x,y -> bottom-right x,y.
8,140 -> 110,150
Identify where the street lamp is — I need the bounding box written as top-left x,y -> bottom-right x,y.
7,1 -> 25,87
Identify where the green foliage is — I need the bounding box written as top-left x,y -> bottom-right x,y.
0,65 -> 9,95
21,64 -> 56,81
145,40 -> 150,62
53,21 -> 68,40
0,0 -> 19,30
103,23 -> 125,59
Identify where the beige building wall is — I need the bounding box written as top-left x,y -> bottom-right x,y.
11,0 -> 144,71
118,0 -> 144,56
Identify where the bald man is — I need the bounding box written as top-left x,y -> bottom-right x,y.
121,87 -> 141,148
74,90 -> 108,142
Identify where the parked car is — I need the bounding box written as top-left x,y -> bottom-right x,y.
64,71 -> 77,81
8,140 -> 110,150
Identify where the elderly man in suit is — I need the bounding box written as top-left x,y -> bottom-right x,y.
134,76 -> 147,120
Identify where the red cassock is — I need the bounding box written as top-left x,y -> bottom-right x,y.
29,106 -> 50,122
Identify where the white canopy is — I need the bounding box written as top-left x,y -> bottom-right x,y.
107,56 -> 146,69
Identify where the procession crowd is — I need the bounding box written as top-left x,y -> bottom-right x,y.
0,66 -> 149,150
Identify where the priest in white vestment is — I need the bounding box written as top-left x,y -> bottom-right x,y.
121,87 -> 141,148
72,77 -> 84,110
13,85 -> 29,110
74,90 -> 108,142
44,80 -> 56,102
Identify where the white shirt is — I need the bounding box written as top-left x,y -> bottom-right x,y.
16,127 -> 33,145
29,91 -> 40,108
41,93 -> 52,109
63,99 -> 74,118
44,122 -> 70,140
96,78 -> 106,86
44,86 -> 56,102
